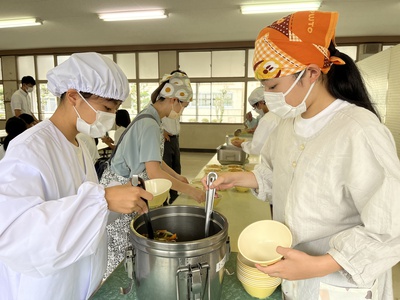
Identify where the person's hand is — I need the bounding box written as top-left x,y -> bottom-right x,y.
101,136 -> 113,143
175,174 -> 189,184
163,130 -> 171,142
255,247 -> 342,280
189,186 -> 206,203
246,111 -> 253,121
104,183 -> 153,214
231,138 -> 244,148
201,173 -> 235,191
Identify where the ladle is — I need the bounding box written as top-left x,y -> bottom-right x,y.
130,175 -> 154,239
204,172 -> 218,237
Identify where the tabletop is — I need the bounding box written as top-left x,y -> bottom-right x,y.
90,252 -> 282,300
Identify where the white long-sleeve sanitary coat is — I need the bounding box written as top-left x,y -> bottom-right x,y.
0,120 -> 109,300
241,112 -> 280,155
253,105 -> 400,299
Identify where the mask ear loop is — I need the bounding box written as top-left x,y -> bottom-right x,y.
78,92 -> 98,113
283,69 -> 306,96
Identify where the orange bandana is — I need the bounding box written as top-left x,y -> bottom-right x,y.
253,11 -> 345,80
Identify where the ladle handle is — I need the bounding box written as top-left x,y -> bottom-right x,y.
205,172 -> 218,237
131,176 -> 154,239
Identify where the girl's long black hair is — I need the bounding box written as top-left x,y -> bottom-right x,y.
326,42 -> 380,120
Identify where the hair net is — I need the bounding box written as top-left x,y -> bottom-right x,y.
253,11 -> 345,80
46,52 -> 129,101
159,72 -> 193,102
248,87 -> 265,106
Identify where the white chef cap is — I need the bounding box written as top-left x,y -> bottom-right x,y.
46,52 -> 129,101
248,87 -> 265,106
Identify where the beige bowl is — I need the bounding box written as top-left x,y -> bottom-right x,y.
241,281 -> 279,299
234,186 -> 249,192
238,220 -> 292,266
201,194 -> 222,208
237,271 -> 281,287
144,179 -> 172,208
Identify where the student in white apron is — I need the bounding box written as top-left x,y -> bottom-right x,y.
203,11 -> 399,300
0,53 -> 152,300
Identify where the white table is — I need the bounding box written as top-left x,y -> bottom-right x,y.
173,154 -> 271,252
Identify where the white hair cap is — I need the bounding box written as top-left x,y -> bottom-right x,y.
248,87 -> 265,106
46,52 -> 129,101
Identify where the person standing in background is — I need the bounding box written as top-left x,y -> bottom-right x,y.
100,70 -> 205,278
161,116 -> 181,204
244,111 -> 258,133
0,116 -> 28,160
101,109 -> 131,150
231,87 -> 280,155
11,76 -> 39,123
19,113 -> 36,128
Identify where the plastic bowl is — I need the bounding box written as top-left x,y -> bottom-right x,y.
144,179 -> 172,208
240,281 -> 279,299
238,220 -> 292,266
234,186 -> 249,192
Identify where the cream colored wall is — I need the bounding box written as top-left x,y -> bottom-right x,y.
385,45 -> 400,157
357,44 -> 400,158
180,123 -> 241,150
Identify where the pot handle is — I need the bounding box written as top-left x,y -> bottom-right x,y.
176,263 -> 210,300
120,244 -> 136,295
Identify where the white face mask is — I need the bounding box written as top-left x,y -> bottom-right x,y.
255,108 -> 264,117
26,87 -> 34,93
263,69 -> 315,119
74,93 -> 116,138
168,101 -> 184,120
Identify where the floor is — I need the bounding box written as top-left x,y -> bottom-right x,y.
180,151 -> 400,299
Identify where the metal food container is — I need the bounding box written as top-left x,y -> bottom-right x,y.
126,206 -> 230,300
217,145 -> 247,165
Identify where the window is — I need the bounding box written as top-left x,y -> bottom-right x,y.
179,52 -> 211,77
247,49 -> 255,78
211,51 -> 245,77
179,50 -> 254,123
138,52 -> 158,79
116,53 -> 136,79
182,82 -> 245,123
336,46 -> 357,61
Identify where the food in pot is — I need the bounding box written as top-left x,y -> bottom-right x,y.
143,229 -> 178,242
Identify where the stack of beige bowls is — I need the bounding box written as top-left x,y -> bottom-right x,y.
237,220 -> 293,299
236,253 -> 282,298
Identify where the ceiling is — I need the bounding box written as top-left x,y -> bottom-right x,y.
0,0 -> 399,52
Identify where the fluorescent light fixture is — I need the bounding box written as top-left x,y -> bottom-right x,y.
241,2 -> 321,14
0,18 -> 43,29
98,10 -> 167,21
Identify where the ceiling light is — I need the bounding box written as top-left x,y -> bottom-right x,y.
240,2 -> 321,14
0,18 -> 43,29
98,10 -> 167,21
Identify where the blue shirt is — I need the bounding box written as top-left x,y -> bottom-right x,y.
110,105 -> 162,178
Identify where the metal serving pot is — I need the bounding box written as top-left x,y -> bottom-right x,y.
125,205 -> 230,300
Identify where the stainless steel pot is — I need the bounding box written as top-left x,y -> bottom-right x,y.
125,205 -> 230,300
